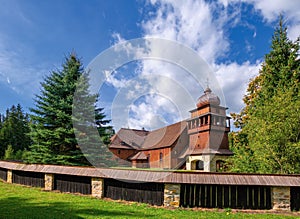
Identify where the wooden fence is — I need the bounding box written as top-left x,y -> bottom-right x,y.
54,174 -> 91,194
12,170 -> 44,188
180,184 -> 271,209
104,178 -> 164,206
0,161 -> 299,211
0,168 -> 7,181
291,187 -> 300,211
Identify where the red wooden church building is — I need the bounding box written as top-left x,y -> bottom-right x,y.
109,87 -> 233,172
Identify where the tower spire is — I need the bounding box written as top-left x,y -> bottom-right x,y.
206,78 -> 210,89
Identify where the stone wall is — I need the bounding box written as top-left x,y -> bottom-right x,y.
272,187 -> 290,210
164,183 -> 180,207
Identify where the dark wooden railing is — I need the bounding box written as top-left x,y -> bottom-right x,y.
54,174 -> 91,194
291,187 -> 300,211
180,184 -> 271,209
104,178 -> 164,206
12,170 -> 44,187
0,168 -> 7,181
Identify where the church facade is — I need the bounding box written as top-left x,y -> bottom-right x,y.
109,88 -> 233,172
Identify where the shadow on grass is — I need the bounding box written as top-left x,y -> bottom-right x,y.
0,196 -> 153,219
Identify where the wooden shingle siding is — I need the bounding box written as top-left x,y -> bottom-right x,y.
12,170 -> 44,187
54,174 -> 91,194
104,178 -> 164,206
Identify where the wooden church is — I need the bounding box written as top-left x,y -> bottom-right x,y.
109,87 -> 233,172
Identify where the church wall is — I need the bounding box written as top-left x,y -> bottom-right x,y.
210,106 -> 226,115
144,147 -> 171,169
190,107 -> 210,118
109,148 -> 136,166
209,130 -> 229,150
171,131 -> 189,169
189,132 -> 209,150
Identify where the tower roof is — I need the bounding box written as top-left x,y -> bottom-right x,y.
196,87 -> 220,108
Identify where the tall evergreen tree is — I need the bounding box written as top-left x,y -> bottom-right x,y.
26,54 -> 114,166
72,72 -> 115,167
228,18 -> 300,174
0,104 -> 30,158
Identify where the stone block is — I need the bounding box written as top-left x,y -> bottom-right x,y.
44,173 -> 54,190
272,187 -> 290,211
7,170 -> 12,183
164,184 -> 181,207
92,177 -> 104,198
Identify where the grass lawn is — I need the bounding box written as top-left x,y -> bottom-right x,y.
0,181 -> 298,219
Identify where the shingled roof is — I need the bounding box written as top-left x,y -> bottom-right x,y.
129,151 -> 148,160
109,128 -> 149,149
1,161 -> 299,187
141,121 -> 187,150
110,121 -> 187,150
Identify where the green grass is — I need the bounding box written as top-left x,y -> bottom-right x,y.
0,181 -> 298,219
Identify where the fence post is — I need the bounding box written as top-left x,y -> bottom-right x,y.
91,177 -> 104,198
7,170 -> 12,183
164,183 -> 181,207
271,186 -> 290,211
45,173 -> 54,191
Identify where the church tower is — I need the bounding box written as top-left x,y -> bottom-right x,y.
185,87 -> 233,172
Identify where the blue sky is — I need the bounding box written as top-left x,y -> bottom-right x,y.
0,0 -> 299,131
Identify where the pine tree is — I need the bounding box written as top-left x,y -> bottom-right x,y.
228,18 -> 300,174
26,54 -> 114,166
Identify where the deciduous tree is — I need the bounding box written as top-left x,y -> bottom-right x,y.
228,18 -> 300,173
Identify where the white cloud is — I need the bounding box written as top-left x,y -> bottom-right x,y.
109,0 -> 299,130
104,70 -> 130,89
246,0 -> 300,23
247,0 -> 300,40
213,61 -> 261,113
107,0 -> 262,130
221,0 -> 300,40
142,0 -> 230,64
0,35 -> 51,100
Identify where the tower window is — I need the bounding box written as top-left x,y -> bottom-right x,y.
196,160 -> 204,170
216,160 -> 226,172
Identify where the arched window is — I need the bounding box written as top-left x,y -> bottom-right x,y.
159,152 -> 163,168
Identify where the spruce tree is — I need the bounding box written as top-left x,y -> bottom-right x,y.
0,104 -> 30,158
72,73 -> 115,167
228,18 -> 300,173
26,54 -> 114,166
26,54 -> 86,165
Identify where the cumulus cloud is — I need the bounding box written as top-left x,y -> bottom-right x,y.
142,0 -> 230,64
135,0 -> 259,126
221,0 -> 300,40
107,0 -> 259,130
213,61 -> 261,113
247,0 -> 300,40
108,0 -> 299,130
